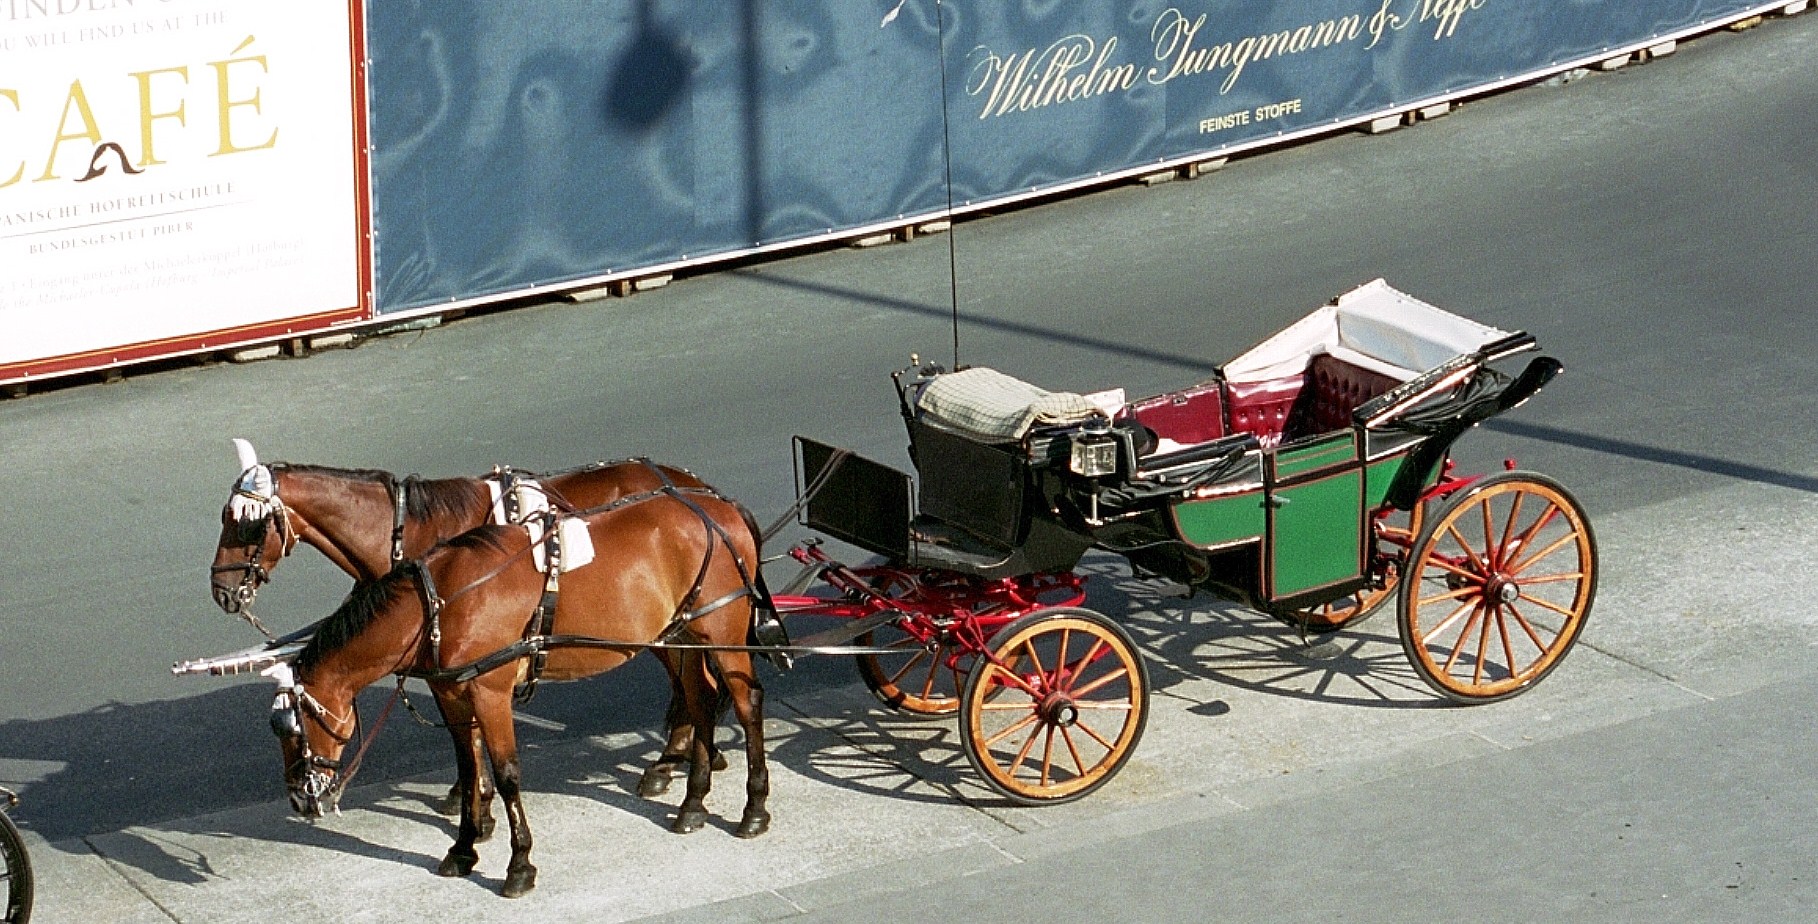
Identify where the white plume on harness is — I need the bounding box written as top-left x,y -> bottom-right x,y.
486,473 -> 595,574
230,437 -> 277,523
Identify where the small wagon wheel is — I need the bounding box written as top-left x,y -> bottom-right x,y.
1398,472 -> 1596,703
1293,500 -> 1425,632
853,570 -> 968,717
960,608 -> 1149,805
856,621 -> 966,717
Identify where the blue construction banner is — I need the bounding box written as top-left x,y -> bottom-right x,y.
366,0 -> 1783,314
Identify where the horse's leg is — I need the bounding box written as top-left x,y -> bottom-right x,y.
671,650 -> 717,834
437,745 -> 495,839
638,650 -> 727,798
432,685 -> 484,878
713,649 -> 772,838
472,684 -> 537,898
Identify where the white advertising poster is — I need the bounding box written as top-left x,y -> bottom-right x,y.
0,0 -> 364,381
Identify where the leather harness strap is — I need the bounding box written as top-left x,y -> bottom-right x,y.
409,478 -> 764,687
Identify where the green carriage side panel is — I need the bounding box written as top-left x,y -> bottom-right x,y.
1172,489 -> 1267,549
1267,432 -> 1364,600
1364,456 -> 1400,510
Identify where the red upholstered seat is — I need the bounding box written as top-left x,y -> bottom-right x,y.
1125,382 -> 1226,447
1223,375 -> 1304,446
1299,354 -> 1402,434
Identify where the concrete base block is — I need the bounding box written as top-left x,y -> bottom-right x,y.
915,219 -> 952,236
850,232 -> 895,248
1596,53 -> 1631,71
1642,40 -> 1678,61
565,284 -> 616,303
228,345 -> 281,364
1781,0 -> 1809,15
1181,158 -> 1227,179
1137,169 -> 1176,186
1728,14 -> 1764,29
1363,114 -> 1402,135
309,332 -> 356,351
1415,102 -> 1452,121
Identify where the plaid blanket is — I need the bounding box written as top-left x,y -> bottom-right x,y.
915,367 -> 1103,441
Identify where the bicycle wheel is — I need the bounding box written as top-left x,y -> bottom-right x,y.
0,795 -> 33,924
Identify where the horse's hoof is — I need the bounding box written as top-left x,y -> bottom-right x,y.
501,864 -> 538,898
636,767 -> 673,798
436,785 -> 462,816
437,850 -> 478,878
735,810 -> 771,839
671,809 -> 708,834
711,752 -> 729,772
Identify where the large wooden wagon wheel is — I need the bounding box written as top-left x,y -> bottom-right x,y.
1294,500 -> 1425,632
1398,472 -> 1596,703
960,608 -> 1149,805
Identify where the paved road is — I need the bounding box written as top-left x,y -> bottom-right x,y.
3,11 -> 1817,923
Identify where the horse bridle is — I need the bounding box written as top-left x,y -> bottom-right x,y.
264,662 -> 357,812
211,472 -> 299,614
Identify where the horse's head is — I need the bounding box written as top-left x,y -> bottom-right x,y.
263,661 -> 353,817
210,439 -> 295,613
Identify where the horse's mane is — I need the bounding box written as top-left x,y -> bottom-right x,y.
294,526 -> 519,669
273,463 -> 489,525
296,573 -> 412,669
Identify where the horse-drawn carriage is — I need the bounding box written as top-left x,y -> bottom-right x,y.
178,279 -> 1595,894
772,278 -> 1595,803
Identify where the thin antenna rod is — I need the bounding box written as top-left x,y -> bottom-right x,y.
933,0 -> 961,369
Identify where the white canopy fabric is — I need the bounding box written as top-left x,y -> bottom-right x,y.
1221,279 -> 1513,385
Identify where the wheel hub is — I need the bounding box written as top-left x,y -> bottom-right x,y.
1484,575 -> 1521,605
1037,690 -> 1079,727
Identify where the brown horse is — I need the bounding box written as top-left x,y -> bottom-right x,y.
272,488 -> 770,898
208,444 -> 728,799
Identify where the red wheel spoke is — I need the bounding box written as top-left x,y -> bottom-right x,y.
1516,591 -> 1578,620
1423,554 -> 1485,586
1495,604 -> 1519,677
882,646 -> 928,688
1506,600 -> 1550,651
1008,719 -> 1044,780
1421,598 -> 1479,644
1497,490 -> 1527,570
1061,726 -> 1088,779
983,709 -> 1041,747
1441,602 -> 1486,674
1443,523 -> 1490,575
1481,494 -> 1498,568
1040,726 -> 1059,787
1472,601 -> 1494,684
1507,532 -> 1579,578
1067,638 -> 1109,684
1072,716 -> 1119,752
1508,504 -> 1562,565
1069,665 -> 1131,700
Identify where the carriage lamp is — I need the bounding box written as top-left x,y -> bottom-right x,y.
1069,418 -> 1120,478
